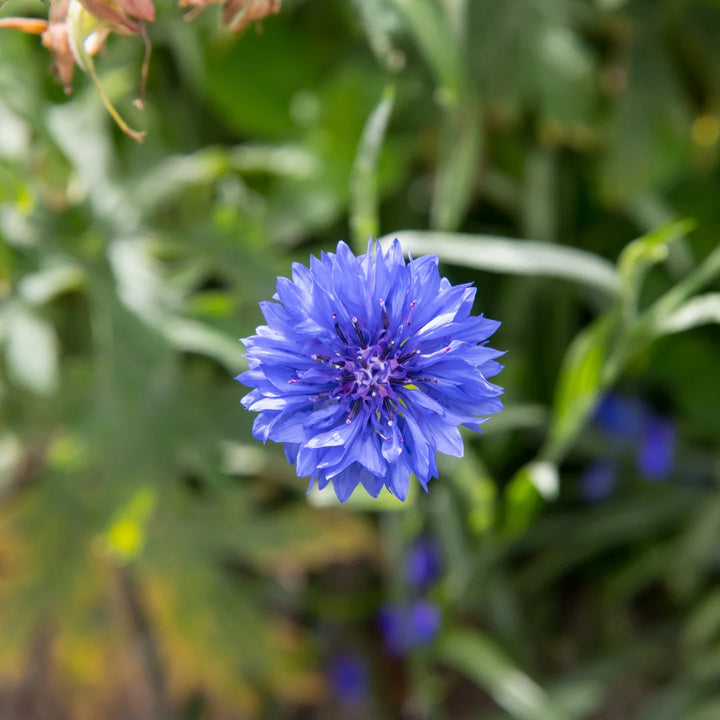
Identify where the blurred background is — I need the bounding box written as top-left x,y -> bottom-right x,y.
1,0 -> 720,718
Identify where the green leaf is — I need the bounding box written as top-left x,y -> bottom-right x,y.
389,0 -> 464,98
653,293 -> 720,336
685,589 -> 720,652
438,629 -> 571,720
383,231 -> 620,299
684,699 -> 720,720
162,318 -> 247,373
431,95 -> 482,231
19,263 -> 85,305
543,314 -> 615,463
4,304 -> 59,395
448,452 -> 497,535
350,85 -> 395,248
533,24 -> 596,127
134,144 -> 319,209
641,243 -> 720,336
351,0 -> 405,70
46,91 -> 136,229
618,218 -> 695,317
502,465 -> 544,535
600,35 -> 691,200
522,148 -> 558,242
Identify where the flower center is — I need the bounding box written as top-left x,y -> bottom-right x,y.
330,312 -> 423,424
350,349 -> 404,400
308,309 -> 423,427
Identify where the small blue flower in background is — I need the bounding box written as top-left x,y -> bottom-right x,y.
404,537 -> 442,589
378,601 -> 441,655
238,239 -> 504,502
637,415 -> 676,481
593,394 -> 647,442
328,652 -> 368,706
580,459 -> 618,502
581,393 -> 677,501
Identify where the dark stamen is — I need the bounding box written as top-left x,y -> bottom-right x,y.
398,348 -> 421,364
312,353 -> 330,362
332,313 -> 348,344
383,398 -> 395,424
380,339 -> 395,360
346,399 -> 363,424
352,317 -> 367,349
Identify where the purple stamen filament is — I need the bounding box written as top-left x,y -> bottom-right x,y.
317,311 -> 420,425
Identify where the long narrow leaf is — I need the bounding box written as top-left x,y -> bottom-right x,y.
439,630 -> 571,720
350,85 -> 395,248
382,231 -> 621,299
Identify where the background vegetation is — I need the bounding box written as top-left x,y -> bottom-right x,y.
1,0 -> 720,718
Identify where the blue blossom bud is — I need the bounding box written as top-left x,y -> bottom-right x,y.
637,415 -> 676,481
404,538 -> 442,589
580,459 -> 618,502
378,601 -> 441,655
328,652 -> 368,706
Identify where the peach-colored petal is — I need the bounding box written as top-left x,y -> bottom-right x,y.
222,0 -> 280,33
0,17 -> 48,34
117,0 -> 155,22
78,0 -> 140,33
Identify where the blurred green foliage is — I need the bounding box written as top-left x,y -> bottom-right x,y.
1,0 -> 720,718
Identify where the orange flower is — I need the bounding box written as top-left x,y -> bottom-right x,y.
179,0 -> 280,33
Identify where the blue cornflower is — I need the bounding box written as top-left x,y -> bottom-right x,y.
637,415 -> 676,481
580,459 -> 618,502
238,239 -> 504,502
378,601 -> 441,655
582,393 -> 678,501
328,652 -> 368,706
404,538 -> 442,589
593,394 -> 647,442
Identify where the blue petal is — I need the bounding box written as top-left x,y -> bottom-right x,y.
637,415 -> 676,481
303,420 -> 359,449
580,459 -> 618,502
332,465 -> 361,502
387,461 -> 411,500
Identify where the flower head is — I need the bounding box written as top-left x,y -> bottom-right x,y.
636,415 -> 676,481
580,459 -> 618,502
328,652 -> 368,706
404,537 -> 442,589
238,239 -> 504,502
378,601 -> 441,655
593,393 -> 648,442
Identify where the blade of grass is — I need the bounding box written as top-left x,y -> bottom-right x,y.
349,85 -> 395,249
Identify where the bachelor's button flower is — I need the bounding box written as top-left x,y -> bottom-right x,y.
593,393 -> 647,442
584,393 -> 677,500
636,415 -> 676,481
328,652 -> 368,706
378,601 -> 441,655
238,239 -> 504,502
580,459 -> 618,502
404,537 -> 442,589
